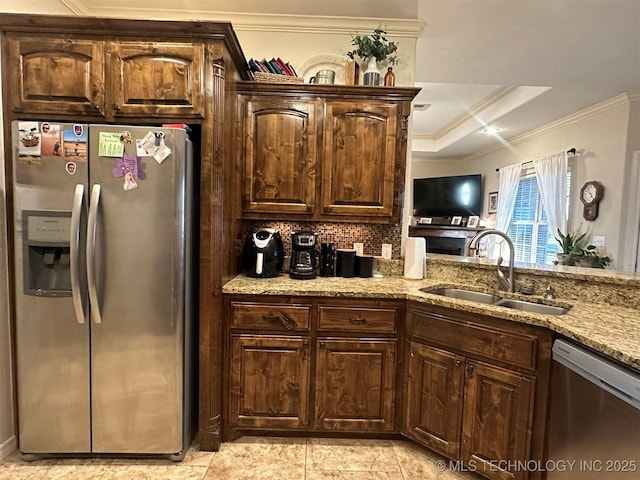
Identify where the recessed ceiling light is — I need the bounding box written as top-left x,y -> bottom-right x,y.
483,126 -> 501,135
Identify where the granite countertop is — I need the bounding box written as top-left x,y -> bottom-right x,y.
223,273 -> 640,372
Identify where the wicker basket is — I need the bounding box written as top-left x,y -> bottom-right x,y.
254,72 -> 304,84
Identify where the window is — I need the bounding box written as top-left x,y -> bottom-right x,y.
507,167 -> 571,265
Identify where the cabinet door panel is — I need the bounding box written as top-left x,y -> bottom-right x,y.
229,335 -> 310,429
315,338 -> 396,432
461,360 -> 535,480
242,97 -> 317,214
405,342 -> 465,459
109,42 -> 204,118
322,101 -> 397,218
6,36 -> 105,116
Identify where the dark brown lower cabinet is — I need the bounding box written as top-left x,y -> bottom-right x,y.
406,341 -> 465,458
461,360 -> 535,480
315,338 -> 396,431
404,302 -> 552,480
224,296 -> 551,480
229,335 -> 311,429
224,296 -> 402,439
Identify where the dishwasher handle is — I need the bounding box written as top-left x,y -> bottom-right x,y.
553,339 -> 640,410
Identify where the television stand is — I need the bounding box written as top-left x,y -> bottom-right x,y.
409,225 -> 484,256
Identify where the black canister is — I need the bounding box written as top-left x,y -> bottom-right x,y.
336,249 -> 356,278
320,243 -> 336,277
355,255 -> 374,278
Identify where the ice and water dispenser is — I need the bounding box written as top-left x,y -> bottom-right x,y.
22,210 -> 72,296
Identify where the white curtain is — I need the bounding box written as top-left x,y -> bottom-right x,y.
489,163 -> 522,260
533,152 -> 568,238
496,163 -> 522,233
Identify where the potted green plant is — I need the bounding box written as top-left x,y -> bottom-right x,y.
347,26 -> 398,85
555,227 -> 588,264
554,227 -> 611,268
573,245 -> 611,268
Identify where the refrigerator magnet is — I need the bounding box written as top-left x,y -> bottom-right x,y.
18,121 -> 41,157
120,130 -> 132,143
139,131 -> 171,164
63,128 -> 88,162
65,162 -> 77,175
135,138 -> 151,157
41,123 -> 63,157
98,132 -> 125,157
113,153 -> 146,190
123,172 -> 138,191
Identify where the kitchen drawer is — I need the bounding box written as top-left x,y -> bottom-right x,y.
230,302 -> 311,331
318,306 -> 397,333
412,310 -> 538,370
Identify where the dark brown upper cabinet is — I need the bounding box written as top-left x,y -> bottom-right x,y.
5,35 -> 204,120
237,83 -> 419,224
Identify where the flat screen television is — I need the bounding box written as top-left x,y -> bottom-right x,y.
413,174 -> 482,217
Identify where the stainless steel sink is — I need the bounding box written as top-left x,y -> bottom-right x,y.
423,287 -> 570,315
494,299 -> 570,315
424,287 -> 503,304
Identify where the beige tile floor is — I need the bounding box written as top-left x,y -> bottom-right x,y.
0,436 -> 482,480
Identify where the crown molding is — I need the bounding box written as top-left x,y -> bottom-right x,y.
59,0 -> 89,15
462,93 -> 632,162
433,86 -> 519,139
82,7 -> 424,37
412,85 -> 550,153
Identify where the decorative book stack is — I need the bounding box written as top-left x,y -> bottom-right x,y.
248,57 -> 303,83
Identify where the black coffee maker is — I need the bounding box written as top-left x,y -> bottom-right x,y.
289,231 -> 318,280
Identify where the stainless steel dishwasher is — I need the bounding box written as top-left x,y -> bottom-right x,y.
547,339 -> 640,479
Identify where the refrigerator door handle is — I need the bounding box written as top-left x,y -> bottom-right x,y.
87,184 -> 102,324
70,184 -> 86,325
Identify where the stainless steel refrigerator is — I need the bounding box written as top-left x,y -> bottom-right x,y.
11,122 -> 196,459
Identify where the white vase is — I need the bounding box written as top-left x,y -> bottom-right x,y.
363,57 -> 381,86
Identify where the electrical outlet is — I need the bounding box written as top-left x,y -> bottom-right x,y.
381,243 -> 392,259
353,243 -> 364,256
592,235 -> 606,248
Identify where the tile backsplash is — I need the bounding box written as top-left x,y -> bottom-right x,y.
243,220 -> 402,258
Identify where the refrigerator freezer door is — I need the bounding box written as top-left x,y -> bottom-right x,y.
88,125 -> 188,454
12,121 -> 91,453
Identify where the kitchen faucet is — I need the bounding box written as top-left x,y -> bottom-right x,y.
469,229 -> 515,293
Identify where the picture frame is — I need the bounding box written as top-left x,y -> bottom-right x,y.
451,216 -> 462,225
467,215 -> 480,228
488,191 -> 498,214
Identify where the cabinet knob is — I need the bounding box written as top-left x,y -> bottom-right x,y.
111,103 -> 121,111
466,364 -> 474,375
455,360 -> 462,367
349,317 -> 367,324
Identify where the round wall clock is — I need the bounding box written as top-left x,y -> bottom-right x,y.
579,181 -> 603,221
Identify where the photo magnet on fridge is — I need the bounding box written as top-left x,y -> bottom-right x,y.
63,126 -> 88,162
41,123 -> 63,157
